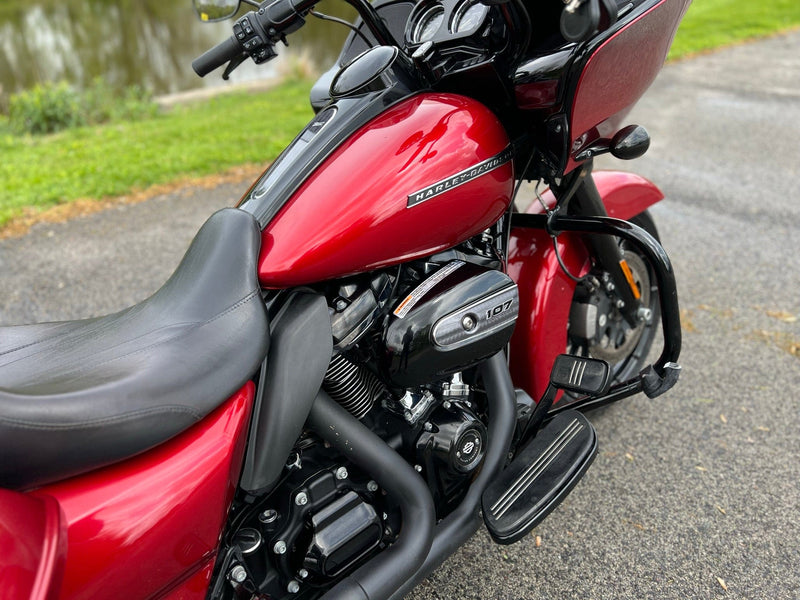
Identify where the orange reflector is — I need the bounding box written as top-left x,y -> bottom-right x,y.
619,259 -> 641,300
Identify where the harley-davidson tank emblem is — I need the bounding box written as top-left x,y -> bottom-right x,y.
407,146 -> 513,208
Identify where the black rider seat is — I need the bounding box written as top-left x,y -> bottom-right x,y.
0,208 -> 270,490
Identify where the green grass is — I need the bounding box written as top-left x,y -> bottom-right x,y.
3,1 -> 800,230
669,0 -> 800,60
0,79 -> 313,228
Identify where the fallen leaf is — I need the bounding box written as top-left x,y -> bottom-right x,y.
633,522 -> 645,530
695,466 -> 707,472
716,506 -> 727,515
625,452 -> 635,462
717,576 -> 728,592
681,309 -> 697,333
756,426 -> 770,432
766,310 -> 797,323
720,414 -> 727,424
535,535 -> 542,548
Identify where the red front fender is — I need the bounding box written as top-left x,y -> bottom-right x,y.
507,170 -> 663,401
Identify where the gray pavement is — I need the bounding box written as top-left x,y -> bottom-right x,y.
2,31 -> 800,600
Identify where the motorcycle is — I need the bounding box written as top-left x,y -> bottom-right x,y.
0,0 -> 687,597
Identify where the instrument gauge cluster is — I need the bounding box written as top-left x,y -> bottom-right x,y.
405,0 -> 491,46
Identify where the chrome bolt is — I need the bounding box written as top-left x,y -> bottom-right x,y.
298,569 -> 309,580
598,314 -> 608,328
462,315 -> 476,331
335,299 -> 348,311
606,281 -> 616,292
616,299 -> 626,309
382,512 -> 388,520
414,464 -> 423,473
424,422 -> 433,432
287,580 -> 300,594
259,509 -> 278,524
638,307 -> 653,322
229,565 -> 247,583
367,480 -> 379,492
295,492 -> 308,506
335,466 -> 348,480
442,400 -> 452,410
274,540 -> 287,555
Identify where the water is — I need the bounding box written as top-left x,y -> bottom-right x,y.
0,0 -> 355,98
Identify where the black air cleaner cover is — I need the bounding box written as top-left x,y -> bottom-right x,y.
382,262 -> 518,387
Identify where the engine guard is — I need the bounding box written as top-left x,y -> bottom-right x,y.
507,170 -> 676,404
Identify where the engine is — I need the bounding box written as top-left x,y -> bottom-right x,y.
219,242 -> 519,600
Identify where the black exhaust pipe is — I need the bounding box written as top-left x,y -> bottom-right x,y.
387,351 -> 517,599
308,390 -> 435,600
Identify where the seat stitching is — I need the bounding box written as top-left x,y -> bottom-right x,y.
0,404 -> 202,431
0,321 -> 197,366
3,289 -> 261,382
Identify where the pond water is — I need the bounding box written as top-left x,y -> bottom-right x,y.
0,0 -> 355,97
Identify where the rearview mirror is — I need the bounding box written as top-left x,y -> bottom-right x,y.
193,0 -> 241,22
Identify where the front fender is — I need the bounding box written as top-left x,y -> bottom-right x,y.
507,170 -> 664,401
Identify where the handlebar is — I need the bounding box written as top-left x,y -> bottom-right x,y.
192,36 -> 243,77
193,0 -> 398,78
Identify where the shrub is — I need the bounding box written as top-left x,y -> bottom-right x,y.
9,82 -> 84,135
7,79 -> 159,136
82,78 -> 158,124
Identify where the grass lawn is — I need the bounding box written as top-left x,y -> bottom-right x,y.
2,0 -> 799,231
669,0 -> 800,59
0,79 -> 313,229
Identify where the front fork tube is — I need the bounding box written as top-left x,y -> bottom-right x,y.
556,163 -> 642,328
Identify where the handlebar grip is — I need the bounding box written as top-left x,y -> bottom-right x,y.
192,36 -> 242,77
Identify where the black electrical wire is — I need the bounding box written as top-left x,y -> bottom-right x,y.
310,10 -> 372,47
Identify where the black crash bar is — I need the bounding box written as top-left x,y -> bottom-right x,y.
511,212 -> 682,412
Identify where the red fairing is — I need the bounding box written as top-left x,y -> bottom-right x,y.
0,491 -> 66,600
567,0 -> 689,170
259,93 -> 513,288
37,383 -> 255,600
508,171 -> 663,401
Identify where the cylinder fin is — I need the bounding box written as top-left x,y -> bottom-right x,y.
323,354 -> 387,419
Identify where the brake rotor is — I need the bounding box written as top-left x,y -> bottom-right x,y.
587,251 -> 650,364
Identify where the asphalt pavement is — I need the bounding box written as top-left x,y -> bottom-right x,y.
2,31 -> 799,600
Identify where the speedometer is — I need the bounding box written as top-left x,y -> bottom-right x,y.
413,5 -> 445,44
451,0 -> 488,34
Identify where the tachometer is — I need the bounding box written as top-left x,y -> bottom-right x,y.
413,5 -> 445,43
451,0 -> 488,34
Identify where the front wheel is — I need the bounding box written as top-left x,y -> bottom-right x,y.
566,210 -> 661,386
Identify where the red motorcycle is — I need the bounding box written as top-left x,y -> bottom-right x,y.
0,0 -> 687,597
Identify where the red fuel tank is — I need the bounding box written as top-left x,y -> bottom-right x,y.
258,93 -> 514,288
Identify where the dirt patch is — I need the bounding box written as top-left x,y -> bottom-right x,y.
0,163 -> 267,240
